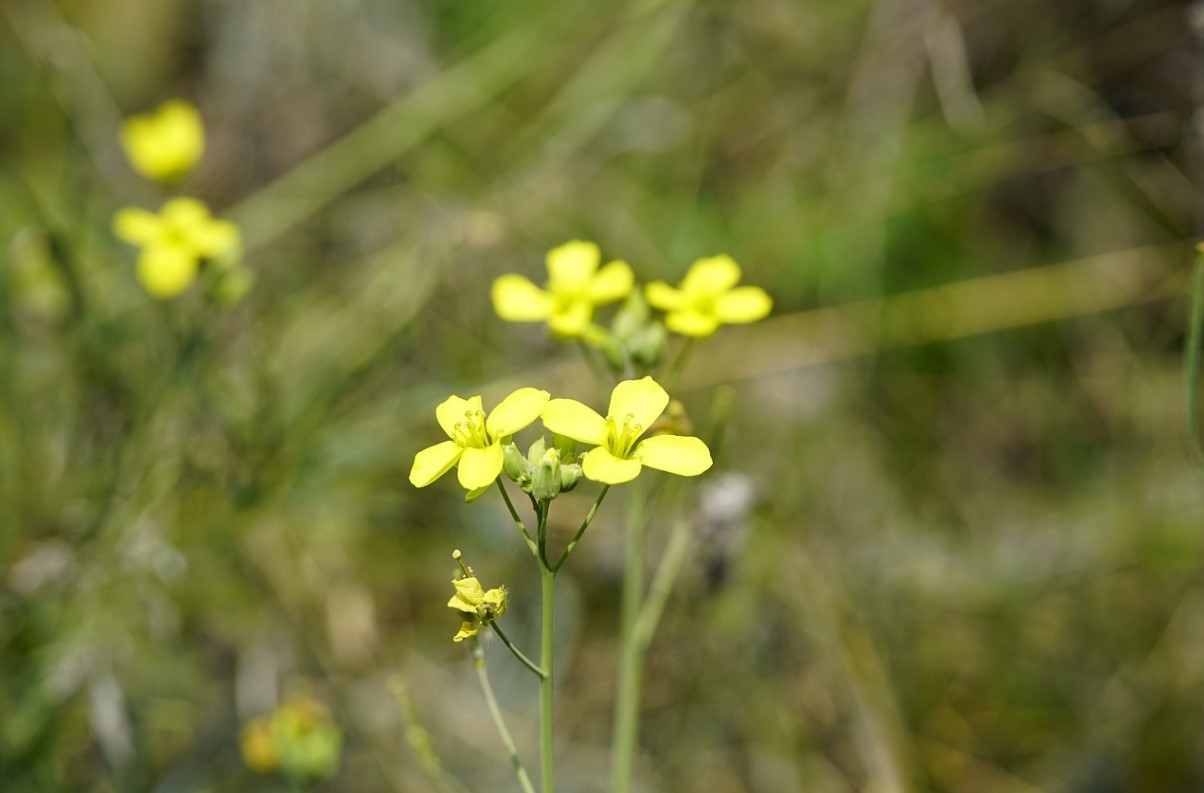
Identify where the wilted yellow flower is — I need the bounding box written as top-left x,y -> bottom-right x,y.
410,388 -> 549,491
645,255 -> 771,336
112,197 -> 240,299
121,100 -> 204,183
491,241 -> 634,336
448,575 -> 508,642
541,376 -> 712,485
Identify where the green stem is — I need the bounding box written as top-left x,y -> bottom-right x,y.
632,519 -> 691,653
1185,244 -> 1204,466
497,480 -> 539,557
490,622 -> 548,679
659,338 -> 695,390
472,641 -> 539,793
552,485 -> 611,572
611,481 -> 645,793
539,562 -> 556,793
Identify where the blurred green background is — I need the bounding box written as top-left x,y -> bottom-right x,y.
1,0 -> 1201,790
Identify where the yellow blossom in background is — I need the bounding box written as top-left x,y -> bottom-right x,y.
121,100 -> 205,183
240,696 -> 342,781
491,240 -> 634,336
410,388 -> 549,491
541,376 -> 712,485
112,197 -> 240,299
448,575 -> 508,642
239,715 -> 279,773
645,254 -> 771,336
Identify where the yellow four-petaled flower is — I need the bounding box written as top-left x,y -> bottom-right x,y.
645,254 -> 771,337
112,197 -> 241,299
121,99 -> 205,184
542,377 -> 712,485
491,240 -> 634,337
410,388 -> 550,491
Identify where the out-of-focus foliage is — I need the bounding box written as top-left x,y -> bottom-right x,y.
0,0 -> 1199,791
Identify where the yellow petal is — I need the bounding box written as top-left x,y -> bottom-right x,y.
681,254 -> 742,297
486,387 -> 550,438
409,440 -> 464,487
714,287 -> 772,324
457,443 -> 504,490
492,275 -> 554,321
645,281 -> 687,311
112,207 -> 164,246
586,260 -> 634,303
162,196 -> 210,226
137,245 -> 198,299
453,620 -> 479,642
121,100 -> 204,183
189,218 -> 241,259
547,300 -> 593,337
665,310 -> 719,337
546,240 -> 600,291
581,446 -> 643,484
632,435 -> 712,477
448,577 -> 485,612
541,399 -> 608,445
607,377 -> 669,429
435,395 -> 484,439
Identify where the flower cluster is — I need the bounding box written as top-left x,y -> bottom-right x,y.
112,100 -> 249,301
491,241 -> 772,346
410,376 -> 712,490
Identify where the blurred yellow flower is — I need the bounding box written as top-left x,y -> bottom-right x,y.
410,388 -> 549,491
491,240 -> 634,336
240,697 -> 342,781
645,255 -> 771,336
541,376 -> 711,485
239,715 -> 279,773
120,99 -> 205,183
448,575 -> 508,642
112,197 -> 240,299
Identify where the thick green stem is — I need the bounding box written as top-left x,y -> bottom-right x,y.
539,562 -> 556,793
472,642 -> 538,793
611,482 -> 645,793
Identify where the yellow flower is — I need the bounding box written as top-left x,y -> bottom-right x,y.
491,240 -> 634,336
120,100 -> 205,183
645,255 -> 771,337
410,388 -> 550,491
240,715 -> 280,773
448,576 -> 508,642
112,197 -> 241,299
541,376 -> 712,485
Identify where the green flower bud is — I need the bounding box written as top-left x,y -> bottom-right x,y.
612,290 -> 651,339
532,448 -> 562,502
552,434 -> 577,462
559,462 -> 583,493
527,437 -> 547,467
503,442 -> 531,485
630,321 -> 667,369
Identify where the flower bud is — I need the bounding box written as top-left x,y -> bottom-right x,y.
630,322 -> 667,369
531,448 -> 562,502
559,462 -> 583,493
526,437 -> 547,467
503,443 -> 531,485
552,434 -> 577,462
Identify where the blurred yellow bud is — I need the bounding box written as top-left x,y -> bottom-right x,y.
239,715 -> 279,773
121,100 -> 205,184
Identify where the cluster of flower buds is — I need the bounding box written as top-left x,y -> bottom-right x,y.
502,435 -> 584,502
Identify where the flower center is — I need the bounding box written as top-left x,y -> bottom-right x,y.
605,411 -> 644,458
452,409 -> 490,448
